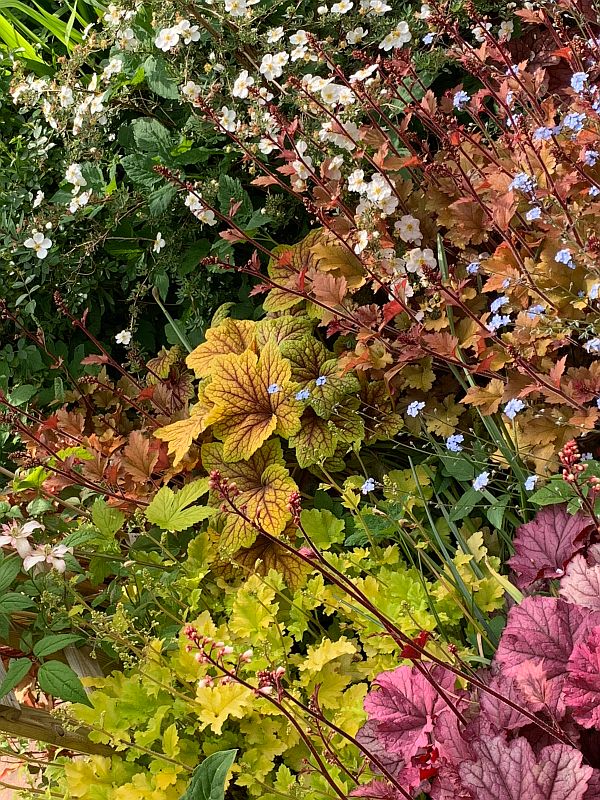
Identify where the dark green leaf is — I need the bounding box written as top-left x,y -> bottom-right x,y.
37,661 -> 91,706
180,750 -> 238,800
144,55 -> 179,99
0,659 -> 31,699
121,154 -> 161,189
131,117 -> 173,157
529,478 -> 573,506
0,558 -> 22,593
0,593 -> 36,613
33,634 -> 83,659
440,454 -> 475,482
449,487 -> 480,521
148,183 -> 178,216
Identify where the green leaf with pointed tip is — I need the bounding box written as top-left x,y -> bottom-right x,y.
180,750 -> 237,800
38,661 -> 91,707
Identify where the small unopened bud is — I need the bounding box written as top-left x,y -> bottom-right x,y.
241,649 -> 253,662
221,646 -> 235,655
274,666 -> 286,678
258,685 -> 274,695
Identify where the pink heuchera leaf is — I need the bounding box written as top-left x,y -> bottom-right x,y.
363,665 -> 464,762
350,780 -> 409,800
459,736 -> 592,800
564,625 -> 600,728
495,596 -> 600,679
514,661 -> 565,719
560,555 -> 600,610
479,674 -> 530,731
508,505 -> 594,589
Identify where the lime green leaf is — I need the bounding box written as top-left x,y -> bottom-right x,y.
0,658 -> 31,700
91,499 -> 124,538
37,661 -> 91,707
180,749 -> 238,800
300,509 -> 345,550
145,480 -> 213,532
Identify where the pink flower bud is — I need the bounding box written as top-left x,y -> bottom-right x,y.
258,685 -> 273,695
241,649 -> 253,662
221,645 -> 234,655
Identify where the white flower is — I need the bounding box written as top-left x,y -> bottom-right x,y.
116,27 -> 137,50
499,20 -> 514,39
58,85 -> 74,107
366,173 -> 392,205
155,27 -> 180,51
348,169 -> 367,193
472,22 -> 491,43
0,520 -> 42,559
197,208 -> 217,225
346,26 -> 367,43
224,0 -> 247,16
260,54 -> 284,80
395,214 -> 422,244
321,83 -> 342,105
181,81 -> 202,101
68,191 -> 91,213
152,232 -> 166,253
258,138 -> 278,154
23,543 -> 72,574
404,247 -> 436,276
379,22 -> 411,50
104,4 -> 123,25
415,3 -> 431,19
332,0 -> 353,12
354,230 -> 369,253
219,106 -> 237,132
24,231 -> 52,259
349,64 -> 378,83
102,57 -> 123,81
115,329 -> 132,345
291,44 -> 308,61
266,26 -> 284,43
232,70 -> 255,99
32,190 -> 44,208
175,19 -> 200,43
289,30 -> 308,46
65,163 -> 87,189
368,0 -> 392,14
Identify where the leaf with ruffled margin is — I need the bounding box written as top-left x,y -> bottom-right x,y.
233,534 -> 311,590
363,665 -> 465,762
460,736 -> 592,800
255,315 -> 313,348
560,555 -> 600,610
282,335 -> 360,419
508,505 -> 594,589
564,625 -> 600,729
495,596 -> 600,679
289,408 -> 338,467
186,319 -> 256,379
155,383 -> 215,466
202,439 -> 296,549
205,339 -> 302,462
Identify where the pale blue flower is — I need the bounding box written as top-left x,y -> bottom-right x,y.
527,304 -> 545,319
361,477 -> 375,494
473,471 -> 489,491
295,388 -> 310,401
524,475 -> 538,491
267,383 -> 281,394
487,314 -> 511,332
571,72 -> 589,94
585,337 -> 600,353
315,375 -> 328,387
563,111 -> 586,132
590,186 -> 600,197
446,434 -> 464,452
555,248 -> 574,268
509,172 -> 536,194
453,90 -> 470,109
490,295 -> 509,313
407,400 -> 426,417
533,126 -> 553,142
504,398 -> 525,419
526,206 -> 541,221
584,149 -> 599,166
467,261 -> 480,274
